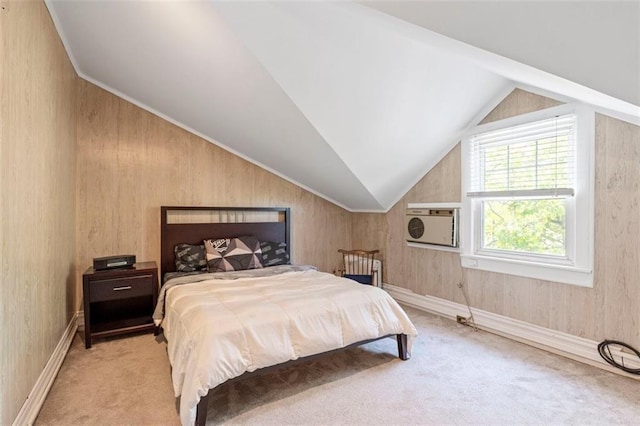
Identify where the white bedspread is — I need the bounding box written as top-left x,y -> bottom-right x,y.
160,268 -> 417,425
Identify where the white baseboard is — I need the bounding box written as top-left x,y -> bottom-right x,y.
12,313 -> 78,426
383,283 -> 640,380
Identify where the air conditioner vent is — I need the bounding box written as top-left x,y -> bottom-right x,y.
405,208 -> 459,247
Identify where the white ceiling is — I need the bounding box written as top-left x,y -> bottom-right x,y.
45,1 -> 640,212
363,1 -> 640,108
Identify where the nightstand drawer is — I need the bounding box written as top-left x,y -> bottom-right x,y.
90,275 -> 153,302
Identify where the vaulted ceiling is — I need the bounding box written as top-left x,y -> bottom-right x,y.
45,1 -> 639,212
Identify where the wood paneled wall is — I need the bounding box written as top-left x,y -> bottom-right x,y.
75,81 -> 352,308
350,213 -> 387,278
0,1 -> 78,423
370,89 -> 640,347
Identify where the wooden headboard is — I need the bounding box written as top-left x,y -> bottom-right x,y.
160,206 -> 291,280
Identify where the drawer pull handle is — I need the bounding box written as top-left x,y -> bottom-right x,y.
113,286 -> 132,291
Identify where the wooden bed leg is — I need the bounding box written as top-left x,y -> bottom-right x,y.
397,334 -> 409,360
195,393 -> 210,426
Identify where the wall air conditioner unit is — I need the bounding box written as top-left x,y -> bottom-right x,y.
405,208 -> 458,247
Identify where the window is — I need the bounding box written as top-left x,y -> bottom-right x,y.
461,104 -> 594,287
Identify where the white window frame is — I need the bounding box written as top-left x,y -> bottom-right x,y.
460,104 -> 595,287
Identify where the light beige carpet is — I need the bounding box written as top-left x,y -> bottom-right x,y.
36,307 -> 640,425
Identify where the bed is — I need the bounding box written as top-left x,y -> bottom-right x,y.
155,206 -> 418,425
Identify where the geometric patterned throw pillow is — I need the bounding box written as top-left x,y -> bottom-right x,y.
174,243 -> 208,272
203,238 -> 229,255
259,241 -> 290,267
204,236 -> 263,273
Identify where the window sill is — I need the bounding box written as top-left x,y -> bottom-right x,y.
407,242 -> 459,253
460,254 -> 593,287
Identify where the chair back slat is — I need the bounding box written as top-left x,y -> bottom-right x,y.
338,249 -> 379,285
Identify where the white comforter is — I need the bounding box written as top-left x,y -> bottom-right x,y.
160,267 -> 417,425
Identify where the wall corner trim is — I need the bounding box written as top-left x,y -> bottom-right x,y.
383,283 -> 640,380
12,313 -> 78,426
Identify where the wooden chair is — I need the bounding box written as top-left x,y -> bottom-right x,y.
338,249 -> 379,285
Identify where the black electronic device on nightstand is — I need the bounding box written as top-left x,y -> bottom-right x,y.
93,254 -> 136,270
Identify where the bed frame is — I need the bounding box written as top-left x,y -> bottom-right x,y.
160,206 -> 291,279
159,206 -> 409,425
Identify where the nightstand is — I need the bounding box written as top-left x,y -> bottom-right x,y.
82,261 -> 159,349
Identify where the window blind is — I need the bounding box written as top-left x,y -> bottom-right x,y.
467,114 -> 577,198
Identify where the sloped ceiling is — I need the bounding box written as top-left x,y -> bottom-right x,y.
45,1 -> 639,212
363,1 -> 640,108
